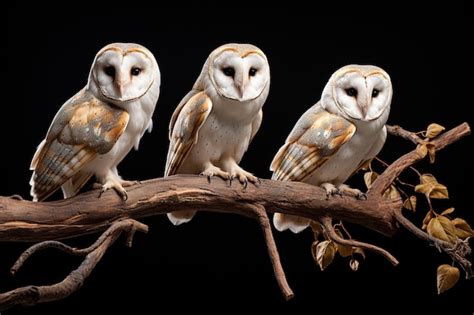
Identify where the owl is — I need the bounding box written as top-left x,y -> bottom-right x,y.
165,43 -> 270,225
30,43 -> 160,202
271,65 -> 392,233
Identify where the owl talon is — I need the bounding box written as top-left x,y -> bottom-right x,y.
357,192 -> 368,200
321,183 -> 340,199
120,180 -> 140,187
98,180 -> 128,202
338,184 -> 365,200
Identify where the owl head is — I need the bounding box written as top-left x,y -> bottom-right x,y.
88,43 -> 160,105
321,65 -> 392,122
202,43 -> 270,102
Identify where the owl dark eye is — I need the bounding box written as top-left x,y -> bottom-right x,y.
222,67 -> 235,77
249,67 -> 257,76
131,67 -> 141,76
345,88 -> 357,97
372,89 -> 380,97
104,66 -> 115,77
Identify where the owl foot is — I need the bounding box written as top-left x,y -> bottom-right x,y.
338,184 -> 367,200
321,183 -> 342,199
98,179 -> 128,201
200,165 -> 230,184
229,167 -> 259,189
119,180 -> 141,187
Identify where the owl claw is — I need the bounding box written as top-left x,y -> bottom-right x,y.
120,180 -> 140,187
357,192 -> 368,200
321,183 -> 340,199
338,184 -> 366,200
200,166 -> 230,184
98,180 -> 128,201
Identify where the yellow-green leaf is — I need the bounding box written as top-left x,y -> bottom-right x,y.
427,143 -> 436,163
452,218 -> 474,239
422,210 -> 435,230
349,259 -> 359,271
403,196 -> 417,211
416,144 -> 428,158
383,185 -> 401,200
437,264 -> 460,294
430,183 -> 449,199
441,207 -> 455,216
427,217 -> 451,242
426,123 -> 445,139
364,171 -> 379,189
315,240 -> 337,271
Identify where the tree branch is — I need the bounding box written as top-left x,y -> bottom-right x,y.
0,219 -> 148,311
0,122 -> 471,310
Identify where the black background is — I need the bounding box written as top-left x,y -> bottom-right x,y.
3,3 -> 474,314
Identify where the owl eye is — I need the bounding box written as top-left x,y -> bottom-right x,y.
345,88 -> 357,97
104,66 -> 116,78
222,67 -> 235,78
249,67 -> 257,77
131,67 -> 141,76
372,89 -> 380,97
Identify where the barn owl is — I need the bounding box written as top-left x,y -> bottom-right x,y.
30,43 -> 160,202
271,65 -> 392,233
165,43 -> 270,225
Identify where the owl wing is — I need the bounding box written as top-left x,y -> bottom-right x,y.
270,102 -> 356,182
165,91 -> 212,176
30,89 -> 129,201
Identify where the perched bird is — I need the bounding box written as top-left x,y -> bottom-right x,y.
271,65 -> 392,233
30,43 -> 160,201
165,43 -> 270,225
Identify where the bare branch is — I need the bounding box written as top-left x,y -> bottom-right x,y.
0,219 -> 148,311
320,217 -> 399,266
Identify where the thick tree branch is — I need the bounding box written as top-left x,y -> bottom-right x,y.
0,219 -> 148,310
0,122 -> 471,310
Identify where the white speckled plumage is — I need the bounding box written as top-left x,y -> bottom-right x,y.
165,43 -> 270,225
272,65 -> 392,233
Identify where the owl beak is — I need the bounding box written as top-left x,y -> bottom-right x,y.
115,77 -> 128,99
235,77 -> 248,100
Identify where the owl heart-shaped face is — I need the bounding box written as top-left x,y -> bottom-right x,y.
93,47 -> 155,102
323,65 -> 392,122
210,48 -> 270,102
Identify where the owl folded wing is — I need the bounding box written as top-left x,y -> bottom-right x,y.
30,89 -> 129,201
270,103 -> 356,182
165,91 -> 213,176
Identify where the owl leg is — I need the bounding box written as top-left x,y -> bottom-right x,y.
320,182 -> 342,199
222,159 -> 259,189
112,166 -> 140,187
200,162 -> 231,183
97,170 -> 128,201
338,184 -> 367,200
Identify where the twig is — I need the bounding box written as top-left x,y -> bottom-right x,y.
386,125 -> 424,145
248,204 -> 294,300
393,210 -> 472,278
321,217 -> 399,266
0,219 -> 148,310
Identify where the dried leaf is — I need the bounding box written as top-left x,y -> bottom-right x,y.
422,210 -> 435,230
430,183 -> 449,199
353,247 -> 366,259
441,207 -> 455,216
315,240 -> 337,271
364,171 -> 379,189
383,185 -> 401,200
416,144 -> 428,158
349,259 -> 359,271
427,217 -> 451,242
437,216 -> 458,243
452,218 -> 474,239
311,241 -> 319,261
420,174 -> 438,184
426,123 -> 445,139
427,143 -> 436,163
415,183 -> 432,195
310,221 -> 323,239
403,196 -> 417,211
437,264 -> 460,294
335,230 -> 353,257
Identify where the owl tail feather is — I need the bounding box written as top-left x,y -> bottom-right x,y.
273,213 -> 310,234
167,210 -> 197,226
